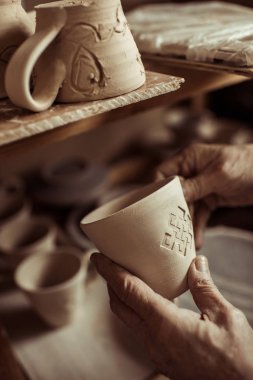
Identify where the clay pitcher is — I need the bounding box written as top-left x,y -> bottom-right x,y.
0,0 -> 34,98
5,0 -> 146,112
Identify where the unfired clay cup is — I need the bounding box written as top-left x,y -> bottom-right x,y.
0,216 -> 57,268
15,248 -> 86,327
81,177 -> 196,299
0,198 -> 31,230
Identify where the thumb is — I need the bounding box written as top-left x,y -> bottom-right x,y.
188,256 -> 232,324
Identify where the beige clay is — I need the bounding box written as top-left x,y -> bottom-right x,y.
6,0 -> 146,112
0,0 -> 34,98
81,177 -> 196,300
15,248 -> 86,327
0,216 -> 57,268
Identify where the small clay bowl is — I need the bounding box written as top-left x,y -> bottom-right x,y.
41,157 -> 90,188
66,206 -> 95,250
15,247 -> 86,327
33,162 -> 108,208
0,216 -> 57,268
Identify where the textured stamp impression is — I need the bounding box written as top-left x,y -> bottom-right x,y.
161,206 -> 193,256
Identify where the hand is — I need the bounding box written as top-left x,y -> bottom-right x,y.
157,144 -> 253,248
91,253 -> 253,380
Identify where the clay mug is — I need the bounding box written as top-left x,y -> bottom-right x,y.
15,248 -> 86,327
81,177 -> 196,299
6,0 -> 146,112
0,0 -> 34,98
0,216 -> 57,268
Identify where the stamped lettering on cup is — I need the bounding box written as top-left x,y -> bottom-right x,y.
161,206 -> 193,256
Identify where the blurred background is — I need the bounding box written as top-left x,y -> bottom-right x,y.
1,2 -> 253,379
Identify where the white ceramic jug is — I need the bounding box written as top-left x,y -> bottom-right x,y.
6,0 -> 146,112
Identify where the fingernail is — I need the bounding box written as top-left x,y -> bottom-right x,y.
195,255 -> 209,273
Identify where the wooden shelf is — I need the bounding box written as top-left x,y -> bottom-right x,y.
143,55 -> 250,103
143,54 -> 253,78
0,71 -> 183,154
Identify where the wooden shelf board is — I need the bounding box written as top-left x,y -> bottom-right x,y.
142,54 -> 253,78
0,71 -> 184,149
143,55 -> 250,105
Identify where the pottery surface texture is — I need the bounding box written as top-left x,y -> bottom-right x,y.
81,177 -> 196,299
6,0 -> 146,112
0,0 -> 34,98
15,249 -> 86,327
0,217 -> 57,268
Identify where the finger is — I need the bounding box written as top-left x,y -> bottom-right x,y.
188,202 -> 195,220
188,256 -> 233,324
193,202 -> 212,249
194,195 -> 220,249
181,174 -> 216,203
107,286 -> 143,331
157,144 -> 202,179
91,253 -> 177,321
157,150 -> 187,178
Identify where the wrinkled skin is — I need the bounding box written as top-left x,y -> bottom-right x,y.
91,254 -> 253,380
91,144 -> 253,380
157,144 -> 253,249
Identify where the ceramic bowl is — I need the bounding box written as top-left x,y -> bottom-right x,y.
32,159 -> 108,207
41,157 -> 91,187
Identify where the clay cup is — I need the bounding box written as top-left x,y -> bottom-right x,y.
81,177 -> 196,299
0,216 -> 57,268
15,248 -> 86,327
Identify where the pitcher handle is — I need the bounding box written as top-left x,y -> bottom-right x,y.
5,8 -> 67,112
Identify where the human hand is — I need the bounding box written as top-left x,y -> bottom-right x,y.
157,144 -> 253,248
91,253 -> 253,380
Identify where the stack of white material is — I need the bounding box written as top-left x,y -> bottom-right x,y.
127,1 -> 253,67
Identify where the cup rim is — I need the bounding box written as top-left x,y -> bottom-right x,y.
81,176 -> 180,227
0,216 -> 56,254
14,249 -> 84,294
0,198 -> 30,225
